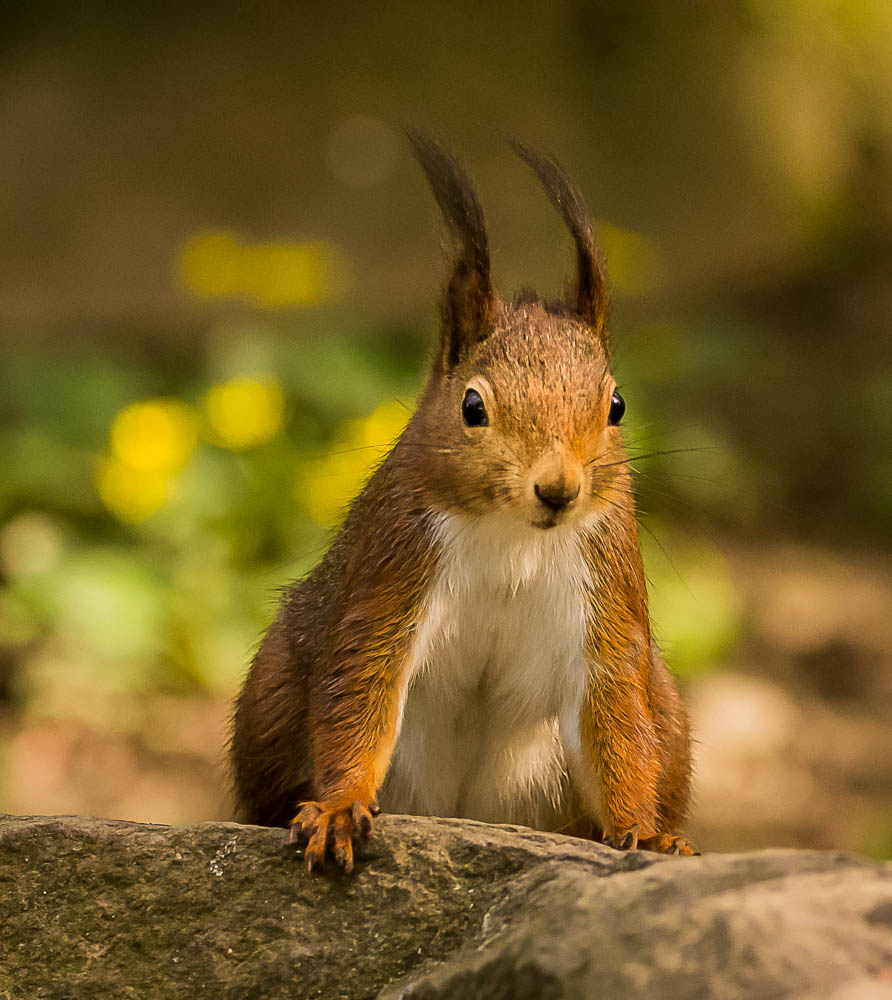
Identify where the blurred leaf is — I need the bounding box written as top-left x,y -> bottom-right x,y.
0,352 -> 163,448
277,328 -> 423,425
640,532 -> 743,675
0,590 -> 41,646
0,429 -> 98,520
24,548 -> 167,665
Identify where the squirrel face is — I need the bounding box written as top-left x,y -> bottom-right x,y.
408,298 -> 627,531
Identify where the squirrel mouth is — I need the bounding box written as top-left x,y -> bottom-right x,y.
531,515 -> 560,530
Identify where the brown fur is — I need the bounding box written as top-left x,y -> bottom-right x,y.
230,134 -> 695,870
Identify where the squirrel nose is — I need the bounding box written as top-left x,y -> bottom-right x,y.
534,479 -> 580,513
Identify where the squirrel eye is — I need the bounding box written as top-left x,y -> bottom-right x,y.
462,388 -> 488,427
608,390 -> 625,426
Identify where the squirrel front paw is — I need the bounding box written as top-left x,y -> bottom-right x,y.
637,833 -> 698,856
602,825 -> 698,856
289,799 -> 377,873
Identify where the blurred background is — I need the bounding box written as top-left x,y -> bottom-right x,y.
1,0 -> 890,857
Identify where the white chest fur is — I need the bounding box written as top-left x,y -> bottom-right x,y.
381,511 -> 595,828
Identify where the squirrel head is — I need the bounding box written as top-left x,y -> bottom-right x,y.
404,131 -> 628,533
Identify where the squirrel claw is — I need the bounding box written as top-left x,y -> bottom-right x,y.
637,833 -> 698,856
619,827 -> 639,851
332,847 -> 353,873
603,825 -> 639,852
351,801 -> 374,838
288,801 -> 320,844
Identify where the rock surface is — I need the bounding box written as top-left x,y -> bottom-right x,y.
1,814 -> 891,999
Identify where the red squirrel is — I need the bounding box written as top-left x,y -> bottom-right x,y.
230,131 -> 694,871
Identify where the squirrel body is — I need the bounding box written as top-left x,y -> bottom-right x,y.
383,502 -> 593,828
230,134 -> 694,870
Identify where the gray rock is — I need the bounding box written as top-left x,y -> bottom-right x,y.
1,814 -> 890,999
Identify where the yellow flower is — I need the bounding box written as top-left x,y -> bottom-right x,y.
96,458 -> 171,523
299,400 -> 411,528
178,231 -> 243,299
97,399 -> 198,523
204,376 -> 285,450
178,230 -> 346,309
110,399 -> 198,472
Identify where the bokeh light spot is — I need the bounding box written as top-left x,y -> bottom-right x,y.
204,376 -> 285,450
299,399 -> 410,528
110,400 -> 198,472
178,231 -> 243,299
96,458 -> 171,524
96,399 -> 197,522
0,512 -> 65,579
178,230 -> 346,309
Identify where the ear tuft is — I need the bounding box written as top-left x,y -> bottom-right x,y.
509,139 -> 609,342
406,128 -> 494,369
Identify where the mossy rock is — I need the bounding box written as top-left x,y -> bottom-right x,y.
1,814 -> 891,999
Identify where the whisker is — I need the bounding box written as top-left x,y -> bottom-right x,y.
323,442 -> 457,457
590,446 -> 723,472
637,520 -> 699,604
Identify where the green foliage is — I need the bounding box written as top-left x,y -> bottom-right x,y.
0,318 -> 426,722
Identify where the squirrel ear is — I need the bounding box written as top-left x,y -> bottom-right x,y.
510,139 -> 609,343
406,128 -> 495,370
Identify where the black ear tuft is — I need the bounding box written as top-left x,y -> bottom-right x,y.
406,128 -> 494,369
510,139 -> 609,341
